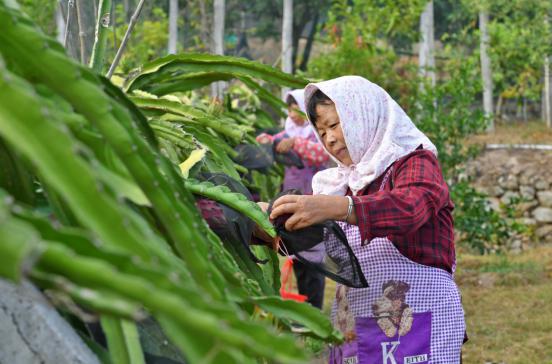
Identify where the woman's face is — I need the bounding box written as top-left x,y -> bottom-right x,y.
288,103 -> 306,126
314,102 -> 353,166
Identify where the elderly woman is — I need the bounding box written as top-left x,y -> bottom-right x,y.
268,76 -> 465,363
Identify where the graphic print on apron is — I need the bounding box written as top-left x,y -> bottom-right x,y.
331,280 -> 432,364
356,280 -> 432,364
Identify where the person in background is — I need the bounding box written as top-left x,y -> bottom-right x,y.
257,89 -> 329,194
257,89 -> 329,310
266,76 -> 466,363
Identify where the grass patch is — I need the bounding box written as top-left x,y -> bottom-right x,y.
458,246 -> 552,363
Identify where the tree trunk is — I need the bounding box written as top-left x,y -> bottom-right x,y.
74,0 -> 87,63
55,4 -> 65,45
545,55 -> 551,127
106,0 -> 146,78
495,93 -> 503,121
168,0 -> 178,54
479,10 -> 494,131
211,0 -> 226,99
419,1 -> 436,87
199,0 -> 210,50
281,0 -> 293,99
299,12 -> 319,72
62,0 -> 96,63
291,26 -> 301,73
544,15 -> 552,128
522,97 -> 527,123
235,8 -> 250,58
123,0 -> 132,22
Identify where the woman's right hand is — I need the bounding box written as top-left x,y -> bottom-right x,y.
270,194 -> 353,231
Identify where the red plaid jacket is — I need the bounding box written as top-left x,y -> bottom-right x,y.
350,149 -> 455,273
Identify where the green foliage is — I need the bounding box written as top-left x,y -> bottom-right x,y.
126,53 -> 308,93
308,39 -> 420,111
326,0 -> 426,44
461,0 -> 552,101
411,55 -> 486,179
451,182 -> 527,253
412,55 -> 528,253
20,0 -> 57,36
108,4 -> 169,75
308,0 -> 425,108
0,3 -> 341,363
100,316 -> 146,364
184,178 -> 276,237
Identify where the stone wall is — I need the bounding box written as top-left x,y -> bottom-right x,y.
466,148 -> 552,245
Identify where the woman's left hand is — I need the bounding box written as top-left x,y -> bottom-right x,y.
269,194 -> 350,231
275,137 -> 295,153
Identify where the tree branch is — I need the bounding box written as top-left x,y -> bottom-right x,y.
106,0 -> 146,79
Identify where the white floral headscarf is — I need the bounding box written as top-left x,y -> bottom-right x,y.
304,76 -> 437,196
284,89 -> 313,139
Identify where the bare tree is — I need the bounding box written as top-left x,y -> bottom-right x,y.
199,0 -> 210,49
211,0 -> 225,98
544,55 -> 551,127
281,0 -> 293,99
168,0 -> 178,54
123,0 -> 132,22
61,0 -> 95,63
107,0 -> 146,78
544,15 -> 552,128
479,10 -> 494,131
419,1 -> 435,88
55,3 -> 65,45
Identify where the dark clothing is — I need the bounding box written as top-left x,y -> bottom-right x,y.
351,149 -> 455,273
292,259 -> 325,309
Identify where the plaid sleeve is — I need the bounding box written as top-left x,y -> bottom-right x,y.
352,150 -> 449,243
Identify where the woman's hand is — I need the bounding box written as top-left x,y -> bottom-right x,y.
275,138 -> 295,153
257,201 -> 269,212
256,133 -> 273,144
269,194 -> 352,231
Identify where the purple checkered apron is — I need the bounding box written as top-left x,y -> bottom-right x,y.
327,169 -> 465,364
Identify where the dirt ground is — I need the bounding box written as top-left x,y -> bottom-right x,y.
469,120 -> 552,146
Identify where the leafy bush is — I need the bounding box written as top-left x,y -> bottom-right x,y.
451,182 -> 528,253
308,0 -> 424,108
410,55 -> 485,180
308,38 -> 420,110
412,55 -> 528,252
108,4 -> 170,74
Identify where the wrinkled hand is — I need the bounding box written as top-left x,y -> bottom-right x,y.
275,138 -> 295,153
269,194 -> 349,231
257,201 -> 269,212
256,133 -> 273,144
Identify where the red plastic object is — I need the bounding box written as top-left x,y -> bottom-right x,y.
279,257 -> 307,302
